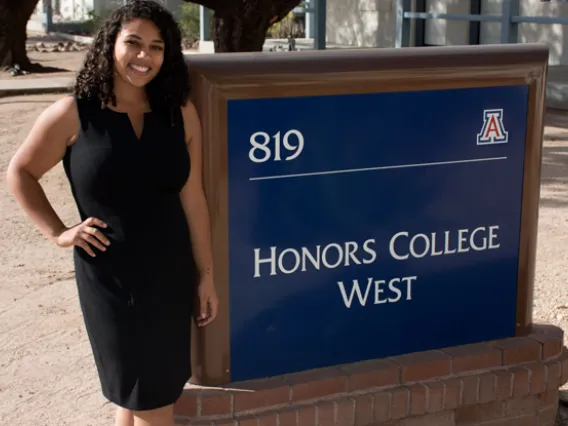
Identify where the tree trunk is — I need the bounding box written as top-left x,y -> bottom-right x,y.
189,0 -> 302,53
0,0 -> 41,70
212,9 -> 271,52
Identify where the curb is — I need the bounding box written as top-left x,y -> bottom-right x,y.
52,32 -> 93,45
0,85 -> 72,98
546,83 -> 568,111
0,77 -> 74,98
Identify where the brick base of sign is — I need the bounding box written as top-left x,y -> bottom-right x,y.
174,324 -> 568,426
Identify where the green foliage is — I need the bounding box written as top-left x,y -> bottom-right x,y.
83,8 -> 109,34
267,12 -> 304,39
178,2 -> 201,42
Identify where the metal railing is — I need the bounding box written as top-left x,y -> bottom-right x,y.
396,0 -> 568,48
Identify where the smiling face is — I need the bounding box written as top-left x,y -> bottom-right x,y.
113,18 -> 165,88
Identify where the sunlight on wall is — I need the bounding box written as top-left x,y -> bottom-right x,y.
424,0 -> 469,46
316,0 -> 566,63
326,0 -> 397,47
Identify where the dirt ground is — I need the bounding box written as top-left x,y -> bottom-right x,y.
0,94 -> 113,425
0,94 -> 567,425
1,37 -> 568,424
0,34 -> 87,81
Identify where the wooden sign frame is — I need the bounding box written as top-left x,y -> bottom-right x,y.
185,44 -> 548,386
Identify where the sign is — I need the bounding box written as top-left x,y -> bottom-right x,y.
226,84 -> 529,382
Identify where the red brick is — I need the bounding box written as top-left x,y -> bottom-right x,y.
546,360 -> 561,391
201,392 -> 233,417
237,417 -> 258,426
502,395 -> 538,417
174,393 -> 199,417
342,359 -> 400,392
336,398 -> 355,425
289,368 -> 346,402
297,406 -> 315,426
316,402 -> 334,426
277,409 -> 297,425
562,348 -> 568,385
510,367 -> 530,398
443,379 -> 462,410
233,387 -> 289,414
426,381 -> 443,413
461,376 -> 479,406
216,421 -> 238,426
455,400 -> 503,423
494,337 -> 542,365
402,411 -> 455,426
256,412 -> 277,426
493,371 -> 513,401
391,388 -> 409,420
354,394 -> 373,426
539,389 -> 558,409
478,373 -> 497,404
478,415 -> 536,426
407,384 -> 426,416
374,392 -> 391,422
391,351 -> 451,382
442,342 -> 502,374
529,323 -> 564,338
539,406 -> 559,425
528,363 -> 547,395
529,333 -> 562,360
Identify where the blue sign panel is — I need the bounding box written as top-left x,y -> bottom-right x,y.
227,85 -> 529,382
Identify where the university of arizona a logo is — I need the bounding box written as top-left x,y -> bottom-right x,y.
477,109 -> 508,145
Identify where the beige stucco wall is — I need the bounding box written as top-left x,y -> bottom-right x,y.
326,0 -> 399,48
517,0 -> 567,65
326,0 -> 568,64
423,0 -> 470,46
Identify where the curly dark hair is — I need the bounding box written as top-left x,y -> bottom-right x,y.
74,0 -> 190,115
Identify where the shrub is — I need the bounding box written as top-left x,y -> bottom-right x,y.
178,2 -> 201,42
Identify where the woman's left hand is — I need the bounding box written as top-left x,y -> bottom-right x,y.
196,277 -> 218,327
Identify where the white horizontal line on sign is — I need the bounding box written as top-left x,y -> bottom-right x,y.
248,156 -> 508,181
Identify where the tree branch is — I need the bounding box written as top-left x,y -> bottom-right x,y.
182,0 -> 222,12
270,0 -> 302,24
184,0 -> 302,22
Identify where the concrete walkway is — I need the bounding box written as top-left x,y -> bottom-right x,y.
0,76 -> 73,97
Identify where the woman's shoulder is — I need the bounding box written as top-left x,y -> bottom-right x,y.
179,100 -> 201,144
50,95 -> 79,116
34,95 -> 80,131
180,100 -> 198,120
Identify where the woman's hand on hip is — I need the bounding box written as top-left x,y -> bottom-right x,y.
55,217 -> 110,257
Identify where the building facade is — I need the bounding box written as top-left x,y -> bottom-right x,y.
326,0 -> 568,65
30,0 -> 183,27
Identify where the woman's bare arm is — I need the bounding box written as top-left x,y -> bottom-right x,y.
179,101 -> 214,279
179,101 -> 218,326
6,96 -> 80,243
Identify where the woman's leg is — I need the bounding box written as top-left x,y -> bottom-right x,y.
116,407 -> 134,426
133,404 -> 175,426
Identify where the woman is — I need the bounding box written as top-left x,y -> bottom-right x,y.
6,1 -> 218,425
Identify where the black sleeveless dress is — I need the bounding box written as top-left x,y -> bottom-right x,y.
62,97 -> 197,410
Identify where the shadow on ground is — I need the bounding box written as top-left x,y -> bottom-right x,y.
557,391 -> 568,425
0,100 -> 54,106
546,108 -> 568,130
